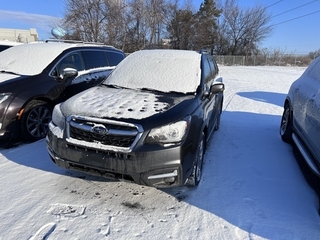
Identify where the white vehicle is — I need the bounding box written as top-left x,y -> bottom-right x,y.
280,56 -> 320,177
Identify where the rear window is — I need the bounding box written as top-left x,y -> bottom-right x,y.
82,50 -> 109,69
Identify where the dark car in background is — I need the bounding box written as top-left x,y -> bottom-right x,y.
46,49 -> 224,188
0,40 -> 22,52
0,40 -> 125,141
280,56 -> 320,177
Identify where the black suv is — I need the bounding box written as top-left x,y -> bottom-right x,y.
46,49 -> 224,188
0,40 -> 125,141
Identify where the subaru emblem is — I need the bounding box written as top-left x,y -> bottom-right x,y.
91,124 -> 108,135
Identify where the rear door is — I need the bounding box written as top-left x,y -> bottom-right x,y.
201,55 -> 216,137
293,61 -> 320,164
305,81 -> 320,164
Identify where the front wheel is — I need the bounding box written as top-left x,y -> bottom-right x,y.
20,100 -> 52,142
186,133 -> 205,187
280,103 -> 293,143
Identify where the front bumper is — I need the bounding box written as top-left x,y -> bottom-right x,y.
46,130 -> 194,188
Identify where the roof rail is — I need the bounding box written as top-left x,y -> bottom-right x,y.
45,39 -> 107,46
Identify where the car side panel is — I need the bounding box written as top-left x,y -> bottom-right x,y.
291,75 -> 320,167
305,90 -> 320,164
291,78 -> 313,145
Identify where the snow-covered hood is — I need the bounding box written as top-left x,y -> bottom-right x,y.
61,86 -> 190,120
0,72 -> 20,84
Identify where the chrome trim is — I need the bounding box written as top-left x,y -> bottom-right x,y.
66,115 -> 143,153
147,170 -> 178,180
69,120 -> 139,136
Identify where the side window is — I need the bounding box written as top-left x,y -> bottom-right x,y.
53,52 -> 85,76
208,58 -> 217,77
203,58 -> 212,84
106,51 -> 125,66
81,50 -> 109,69
308,59 -> 320,81
214,60 -> 219,75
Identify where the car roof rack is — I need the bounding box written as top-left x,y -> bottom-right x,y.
45,39 -> 110,46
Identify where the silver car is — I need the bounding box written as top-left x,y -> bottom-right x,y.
280,57 -> 320,176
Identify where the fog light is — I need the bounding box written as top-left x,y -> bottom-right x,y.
164,177 -> 175,184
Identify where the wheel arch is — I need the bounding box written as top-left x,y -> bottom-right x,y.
17,96 -> 55,120
283,97 -> 293,119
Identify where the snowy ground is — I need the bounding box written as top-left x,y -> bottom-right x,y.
1,66 -> 320,239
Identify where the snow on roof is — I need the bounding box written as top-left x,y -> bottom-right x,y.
0,40 -> 23,46
0,42 -> 77,76
105,49 -> 202,94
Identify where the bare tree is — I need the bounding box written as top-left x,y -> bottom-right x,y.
63,0 -> 107,42
62,0 -> 174,51
123,0 -> 148,52
144,0 -> 169,46
217,0 -> 273,55
309,49 -> 320,60
102,0 -> 128,49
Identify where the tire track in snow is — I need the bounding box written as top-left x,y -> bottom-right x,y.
29,222 -> 56,240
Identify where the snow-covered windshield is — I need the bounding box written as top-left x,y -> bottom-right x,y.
104,49 -> 201,94
0,42 -> 76,76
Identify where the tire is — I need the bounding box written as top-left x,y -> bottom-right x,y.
280,103 -> 293,143
20,100 -> 52,142
186,132 -> 205,187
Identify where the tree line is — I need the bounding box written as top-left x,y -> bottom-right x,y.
61,0 -> 273,55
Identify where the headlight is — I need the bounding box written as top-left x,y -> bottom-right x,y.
146,116 -> 191,144
0,93 -> 11,104
52,103 -> 65,129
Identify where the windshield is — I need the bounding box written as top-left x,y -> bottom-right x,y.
0,43 -> 76,76
104,49 -> 201,94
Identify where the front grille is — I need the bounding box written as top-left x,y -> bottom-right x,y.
70,126 -> 135,147
67,116 -> 143,151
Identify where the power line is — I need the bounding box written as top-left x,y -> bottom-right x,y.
273,9 -> 320,26
266,0 -> 284,9
272,0 -> 318,18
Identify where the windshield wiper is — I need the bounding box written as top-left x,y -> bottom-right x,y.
104,83 -> 132,90
0,70 -> 20,76
141,88 -> 189,95
104,83 -> 122,88
140,88 -> 165,94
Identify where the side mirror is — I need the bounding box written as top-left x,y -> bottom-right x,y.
58,68 -> 78,82
210,82 -> 225,94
